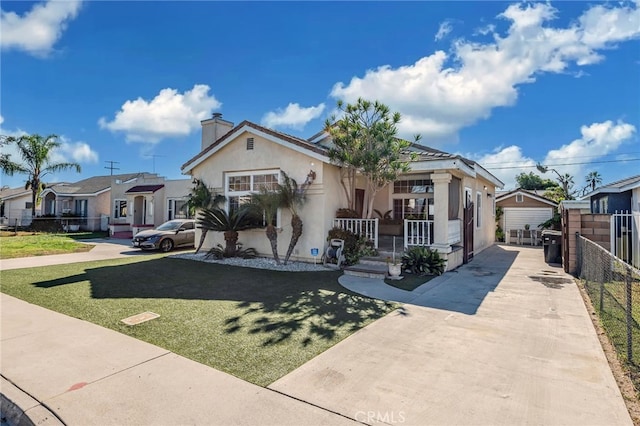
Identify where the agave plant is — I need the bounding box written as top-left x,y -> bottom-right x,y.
401,246 -> 446,276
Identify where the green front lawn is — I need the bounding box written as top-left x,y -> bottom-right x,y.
0,233 -> 95,259
0,256 -> 397,386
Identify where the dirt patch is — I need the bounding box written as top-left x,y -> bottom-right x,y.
576,279 -> 640,425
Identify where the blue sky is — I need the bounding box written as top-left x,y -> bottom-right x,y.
1,1 -> 639,193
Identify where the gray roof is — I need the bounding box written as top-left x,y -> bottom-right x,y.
49,173 -> 150,195
0,186 -> 31,200
582,174 -> 640,198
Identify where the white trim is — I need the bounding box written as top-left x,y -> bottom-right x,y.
182,125 -> 331,174
225,169 -> 282,227
496,190 -> 557,207
0,191 -> 31,201
41,187 -> 110,197
476,191 -> 482,228
475,164 -> 504,188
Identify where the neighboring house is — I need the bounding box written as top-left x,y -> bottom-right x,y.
36,173 -> 191,233
40,173 -> 145,231
181,114 -> 503,270
582,175 -> 640,268
0,186 -> 34,226
496,189 -> 558,243
109,175 -> 192,236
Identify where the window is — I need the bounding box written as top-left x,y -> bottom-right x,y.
516,193 -> 524,203
114,200 -> 127,219
168,198 -> 191,220
180,221 -> 195,230
25,202 -> 33,209
476,192 -> 482,228
75,199 -> 88,224
246,137 -> 254,150
226,170 -> 280,225
394,179 -> 433,194
393,198 -> 433,220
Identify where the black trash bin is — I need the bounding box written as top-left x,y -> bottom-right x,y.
542,230 -> 562,264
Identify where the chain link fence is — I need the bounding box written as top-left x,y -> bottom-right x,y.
576,234 -> 640,390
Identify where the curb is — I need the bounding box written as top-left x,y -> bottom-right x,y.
1,376 -> 64,426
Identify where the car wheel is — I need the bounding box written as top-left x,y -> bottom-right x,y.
160,238 -> 174,252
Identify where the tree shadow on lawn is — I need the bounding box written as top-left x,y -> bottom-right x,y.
32,257 -> 396,346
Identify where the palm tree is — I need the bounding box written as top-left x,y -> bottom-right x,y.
585,171 -> 602,192
196,204 -> 257,257
187,179 -> 225,254
278,172 -> 308,265
2,134 -> 81,217
250,189 -> 283,264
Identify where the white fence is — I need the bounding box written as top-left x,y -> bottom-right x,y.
404,220 -> 434,248
333,218 -> 379,248
611,211 -> 640,269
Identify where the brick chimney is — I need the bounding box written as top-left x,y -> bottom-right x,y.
201,113 -> 234,151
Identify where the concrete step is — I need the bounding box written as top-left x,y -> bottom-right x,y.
343,263 -> 388,280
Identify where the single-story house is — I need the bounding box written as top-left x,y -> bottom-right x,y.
0,186 -> 35,227
496,188 -> 558,244
581,174 -> 640,267
180,113 -> 503,271
109,175 -> 192,236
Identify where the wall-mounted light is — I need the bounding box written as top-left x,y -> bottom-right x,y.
304,169 -> 316,185
483,185 -> 488,191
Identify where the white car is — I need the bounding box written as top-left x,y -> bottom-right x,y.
132,219 -> 196,252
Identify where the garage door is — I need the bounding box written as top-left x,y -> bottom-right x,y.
503,207 -> 553,231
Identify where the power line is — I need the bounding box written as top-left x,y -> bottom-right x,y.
480,151 -> 640,166
485,157 -> 640,170
104,161 -> 120,175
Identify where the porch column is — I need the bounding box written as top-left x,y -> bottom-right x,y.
431,172 -> 452,254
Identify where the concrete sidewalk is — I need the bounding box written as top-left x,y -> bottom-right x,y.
0,294 -> 355,426
0,238 -> 160,271
271,245 -> 633,425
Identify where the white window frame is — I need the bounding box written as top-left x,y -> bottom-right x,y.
476,192 -> 482,228
225,169 -> 281,227
167,198 -> 191,220
516,193 -> 524,203
114,199 -> 127,219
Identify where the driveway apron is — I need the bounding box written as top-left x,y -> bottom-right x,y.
270,245 -> 633,426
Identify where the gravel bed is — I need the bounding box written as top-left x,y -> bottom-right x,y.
170,252 -> 332,272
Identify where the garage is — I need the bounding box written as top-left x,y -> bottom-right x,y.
496,189 -> 558,240
502,207 -> 554,232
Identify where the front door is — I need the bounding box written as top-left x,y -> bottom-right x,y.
463,201 -> 474,263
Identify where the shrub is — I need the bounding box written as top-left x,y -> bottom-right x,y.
496,225 -> 505,242
29,218 -> 63,233
401,246 -> 446,276
335,208 -> 360,218
326,227 -> 377,266
205,243 -> 258,260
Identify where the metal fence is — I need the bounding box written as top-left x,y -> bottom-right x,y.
576,234 -> 640,389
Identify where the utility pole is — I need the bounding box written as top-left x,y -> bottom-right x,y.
105,161 -> 120,175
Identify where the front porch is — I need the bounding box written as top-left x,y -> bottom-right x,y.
334,217 -> 465,271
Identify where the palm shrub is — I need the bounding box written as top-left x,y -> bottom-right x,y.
278,171 -> 307,265
197,205 -> 258,257
402,246 -> 446,276
250,189 -> 283,264
188,179 -> 226,253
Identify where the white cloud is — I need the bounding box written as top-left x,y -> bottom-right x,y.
474,120 -> 637,190
331,2 -> 640,141
51,138 -> 99,164
99,84 -> 221,143
261,102 -> 325,130
0,0 -> 82,57
434,20 -> 453,41
473,145 -> 536,190
543,120 -> 636,177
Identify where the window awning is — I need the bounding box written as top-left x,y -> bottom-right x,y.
125,185 -> 164,194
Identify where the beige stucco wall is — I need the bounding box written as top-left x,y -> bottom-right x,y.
189,131 -> 346,261
1,193 -> 32,225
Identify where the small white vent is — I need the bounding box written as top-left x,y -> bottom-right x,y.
516,193 -> 524,203
247,138 -> 254,150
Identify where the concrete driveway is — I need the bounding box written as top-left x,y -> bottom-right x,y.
270,245 -> 632,425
